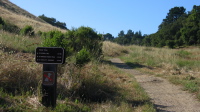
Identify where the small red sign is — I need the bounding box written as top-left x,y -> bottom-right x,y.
43,71 -> 55,85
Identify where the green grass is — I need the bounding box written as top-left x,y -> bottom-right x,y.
169,75 -> 200,93
119,45 -> 200,101
175,50 -> 191,58
0,32 -> 41,53
175,59 -> 199,68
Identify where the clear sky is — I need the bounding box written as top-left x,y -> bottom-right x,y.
9,0 -> 200,37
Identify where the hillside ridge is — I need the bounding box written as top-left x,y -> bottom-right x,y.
0,0 -> 44,22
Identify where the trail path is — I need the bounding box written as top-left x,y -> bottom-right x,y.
110,58 -> 200,112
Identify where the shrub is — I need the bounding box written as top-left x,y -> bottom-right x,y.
37,30 -> 43,36
42,26 -> 103,61
42,30 -> 74,56
76,47 -> 90,65
73,26 -> 103,58
20,25 -> 34,36
0,17 -> 5,25
166,40 -> 175,48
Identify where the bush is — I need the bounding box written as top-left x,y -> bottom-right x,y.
42,26 -> 103,62
0,17 -> 20,33
166,40 -> 175,48
76,48 -> 90,65
20,25 -> 34,36
37,30 -> 43,36
3,23 -> 20,34
73,26 -> 103,58
42,30 -> 74,56
0,17 -> 5,25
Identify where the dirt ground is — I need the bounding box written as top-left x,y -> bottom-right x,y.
110,58 -> 200,112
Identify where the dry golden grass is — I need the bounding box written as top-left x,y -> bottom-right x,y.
0,50 -> 42,92
0,0 -> 42,21
103,41 -> 129,57
121,45 -> 200,76
0,7 -> 67,33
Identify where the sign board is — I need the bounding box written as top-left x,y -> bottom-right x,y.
35,47 -> 65,64
43,71 -> 55,85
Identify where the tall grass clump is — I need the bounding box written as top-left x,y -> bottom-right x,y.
0,52 -> 41,94
103,41 -> 129,57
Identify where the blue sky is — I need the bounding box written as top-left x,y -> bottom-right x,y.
9,0 -> 200,37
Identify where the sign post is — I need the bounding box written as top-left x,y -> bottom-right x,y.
35,47 -> 65,108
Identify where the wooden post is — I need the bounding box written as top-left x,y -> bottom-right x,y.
42,64 -> 57,108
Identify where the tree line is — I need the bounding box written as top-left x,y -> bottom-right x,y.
38,14 -> 68,30
107,5 -> 200,48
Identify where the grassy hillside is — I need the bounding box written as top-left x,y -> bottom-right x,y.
0,0 -> 67,32
0,1 -> 156,111
0,0 -> 43,22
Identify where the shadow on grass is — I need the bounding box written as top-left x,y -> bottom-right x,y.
103,60 -> 148,69
125,62 -> 146,69
77,81 -> 120,103
127,100 -> 151,107
154,104 -> 171,112
0,97 -> 11,108
57,79 -> 121,103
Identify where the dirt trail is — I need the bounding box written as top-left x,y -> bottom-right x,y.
110,58 -> 200,112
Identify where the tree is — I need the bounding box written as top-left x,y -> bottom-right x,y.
180,5 -> 200,45
39,14 -> 67,29
118,30 -> 125,37
166,40 -> 175,48
126,29 -> 134,38
163,7 -> 186,24
103,33 -> 114,41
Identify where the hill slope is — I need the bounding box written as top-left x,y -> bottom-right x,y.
0,0 -> 66,32
0,0 -> 43,22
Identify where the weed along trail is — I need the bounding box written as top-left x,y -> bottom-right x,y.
110,58 -> 200,112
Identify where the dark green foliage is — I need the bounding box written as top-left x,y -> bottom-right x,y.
3,22 -> 20,34
162,6 -> 186,25
20,25 -> 34,36
114,30 -> 144,45
0,17 -> 5,25
166,40 -> 175,48
0,17 -> 20,33
42,26 -> 103,63
72,26 -> 103,58
142,5 -> 200,48
39,14 -> 67,29
113,6 -> 200,48
42,30 -> 73,56
103,33 -> 114,41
